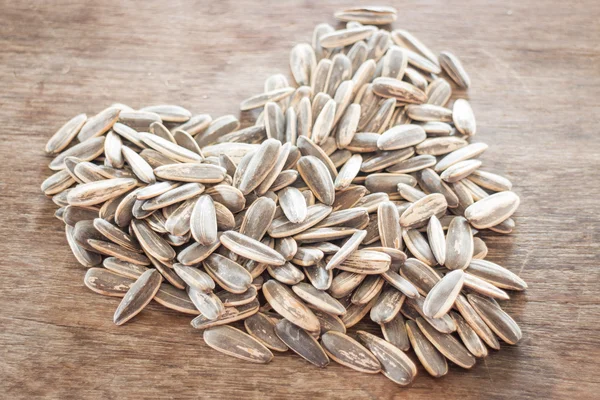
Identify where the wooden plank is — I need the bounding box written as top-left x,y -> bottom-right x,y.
0,0 -> 599,398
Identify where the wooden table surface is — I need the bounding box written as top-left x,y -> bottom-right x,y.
1,0 -> 599,398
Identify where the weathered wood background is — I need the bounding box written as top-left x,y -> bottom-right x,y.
1,0 -> 599,398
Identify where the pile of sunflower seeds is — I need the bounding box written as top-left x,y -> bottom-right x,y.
41,5 -> 526,385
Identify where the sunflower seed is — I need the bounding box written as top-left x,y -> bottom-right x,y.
467,259 -> 527,290
154,163 -> 226,183
49,136 -> 106,171
423,270 -> 464,318
203,325 -> 273,363
131,219 -> 175,262
242,313 -> 288,352
381,314 -> 410,351
275,319 -> 330,367
416,317 -> 476,368
154,284 -> 199,315
464,191 -> 520,229
263,279 -> 320,332
334,6 -> 397,25
370,285 -> 405,324
325,230 -> 367,271
454,294 -> 500,349
216,286 -> 258,307
464,272 -> 509,300
193,303 -> 255,330
297,156 -> 335,206
303,261 -> 332,291
46,113 -> 88,154
77,107 -> 120,142
401,258 -> 442,296
400,193 -> 447,229
113,269 -> 162,325
84,267 -> 133,297
118,110 -> 161,131
450,311 -> 488,358
320,331 -> 381,373
406,297 -> 456,334
140,105 -> 191,123
292,282 -> 346,315
405,319 -> 448,377
203,253 -> 252,294
402,229 -> 437,266
415,168 -> 459,208
173,263 -> 215,292
427,215 -> 446,265
439,51 -> 470,89
372,77 -> 427,103
320,26 -> 377,49
357,330 -> 416,385
291,247 -> 324,266
445,216 -> 473,270
341,294 -> 379,328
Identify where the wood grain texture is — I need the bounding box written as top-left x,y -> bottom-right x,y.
1,0 -> 599,398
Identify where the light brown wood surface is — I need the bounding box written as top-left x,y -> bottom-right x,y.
1,1 -> 599,399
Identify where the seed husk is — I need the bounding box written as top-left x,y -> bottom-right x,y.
337,250 -> 391,275
154,284 -> 199,315
402,228 -> 437,266
304,261 -> 333,291
377,124 -> 426,151
320,331 -> 381,373
341,294 -> 379,328
113,269 -> 162,325
464,273 -> 509,300
203,325 -> 273,364
187,287 -> 225,320
454,294 -> 500,349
